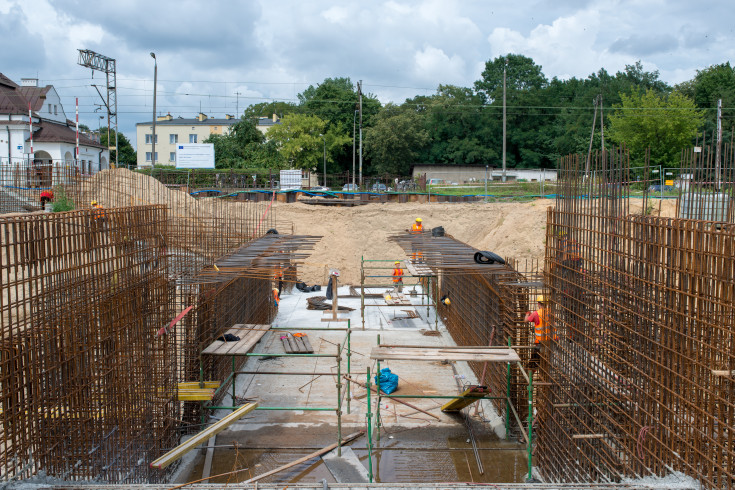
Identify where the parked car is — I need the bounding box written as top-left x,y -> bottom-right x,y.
648,184 -> 676,192
371,183 -> 387,192
342,184 -> 359,191
311,185 -> 329,192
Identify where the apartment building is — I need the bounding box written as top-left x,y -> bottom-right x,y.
136,113 -> 280,167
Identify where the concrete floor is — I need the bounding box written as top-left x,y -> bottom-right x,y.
172,285 -> 527,485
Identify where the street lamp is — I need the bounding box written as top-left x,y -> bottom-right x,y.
150,52 -> 157,168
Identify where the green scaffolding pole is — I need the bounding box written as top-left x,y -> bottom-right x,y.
366,366 -> 373,482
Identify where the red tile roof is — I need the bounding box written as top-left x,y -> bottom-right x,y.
0,73 -> 30,116
18,86 -> 51,112
28,120 -> 106,149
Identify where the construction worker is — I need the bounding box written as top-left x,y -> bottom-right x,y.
275,268 -> 284,297
40,189 -> 54,208
410,218 -> 424,262
525,295 -> 557,370
440,294 -> 451,306
392,261 -> 404,293
272,287 -> 280,307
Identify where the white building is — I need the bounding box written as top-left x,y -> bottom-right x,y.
0,74 -> 108,187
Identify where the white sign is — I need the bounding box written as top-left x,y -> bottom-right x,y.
280,169 -> 302,190
694,146 -> 702,153
175,144 -> 215,169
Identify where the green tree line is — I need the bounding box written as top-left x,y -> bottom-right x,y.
204,57 -> 735,173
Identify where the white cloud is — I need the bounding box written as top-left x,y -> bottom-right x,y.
413,46 -> 466,85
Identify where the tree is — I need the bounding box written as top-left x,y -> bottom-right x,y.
297,78 -> 381,173
99,128 -> 136,167
364,104 -> 429,175
412,85 -> 499,165
266,113 -> 349,172
608,89 -> 703,168
204,117 -> 286,169
474,54 -> 547,103
677,62 -> 735,135
242,101 -> 298,120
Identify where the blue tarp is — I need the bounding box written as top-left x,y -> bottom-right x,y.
375,367 -> 399,395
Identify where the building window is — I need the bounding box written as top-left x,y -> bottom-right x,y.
54,105 -> 57,115
48,104 -> 52,114
170,152 -> 176,162
145,134 -> 158,144
145,152 -> 158,162
169,134 -> 178,144
189,134 -> 197,143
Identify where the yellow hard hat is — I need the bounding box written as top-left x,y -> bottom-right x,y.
536,295 -> 545,303
415,217 -> 422,222
91,200 -> 97,206
395,261 -> 400,264
443,298 -> 451,306
273,288 -> 279,293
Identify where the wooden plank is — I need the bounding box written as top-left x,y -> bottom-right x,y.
150,403 -> 258,469
243,431 -> 364,483
300,335 -> 314,353
370,346 -> 520,363
281,335 -> 293,353
405,261 -> 434,277
203,324 -> 271,356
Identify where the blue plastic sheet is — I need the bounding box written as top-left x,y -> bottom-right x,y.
375,367 -> 399,394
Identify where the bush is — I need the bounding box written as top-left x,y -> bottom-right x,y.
51,186 -> 75,212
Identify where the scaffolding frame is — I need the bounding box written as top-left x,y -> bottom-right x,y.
359,257 -> 438,330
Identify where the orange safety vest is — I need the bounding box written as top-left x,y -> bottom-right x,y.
411,223 -> 423,233
93,205 -> 106,220
533,308 -> 557,343
392,267 -> 403,283
273,289 -> 280,305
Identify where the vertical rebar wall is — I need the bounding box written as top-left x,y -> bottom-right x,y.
389,232 -> 542,435
0,205 -> 177,483
537,147 -> 735,488
0,167 -> 296,483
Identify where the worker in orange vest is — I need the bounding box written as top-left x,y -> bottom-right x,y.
410,218 -> 424,262
274,268 -> 284,297
392,261 -> 404,293
272,287 -> 280,307
525,295 -> 557,370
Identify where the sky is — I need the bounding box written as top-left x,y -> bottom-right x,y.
1,0 -> 733,149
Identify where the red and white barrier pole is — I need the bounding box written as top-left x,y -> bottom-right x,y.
75,97 -> 79,164
28,101 -> 33,161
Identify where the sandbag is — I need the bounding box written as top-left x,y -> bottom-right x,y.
375,367 -> 399,395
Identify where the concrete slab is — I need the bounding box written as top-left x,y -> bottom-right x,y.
175,284 -> 527,485
321,446 -> 369,483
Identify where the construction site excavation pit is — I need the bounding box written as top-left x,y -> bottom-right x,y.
170,285 -> 529,485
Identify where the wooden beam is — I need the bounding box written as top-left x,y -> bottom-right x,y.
572,434 -> 605,440
243,431 -> 364,483
150,403 -> 258,469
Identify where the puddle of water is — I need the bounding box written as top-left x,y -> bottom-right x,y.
183,436 -> 527,484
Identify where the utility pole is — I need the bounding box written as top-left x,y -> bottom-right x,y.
585,95 -> 599,177
353,109 -> 357,188
358,80 -> 363,189
716,98 -> 722,191
235,91 -> 241,116
150,52 -> 157,168
502,58 -> 507,183
77,49 -> 118,167
599,94 -> 604,152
